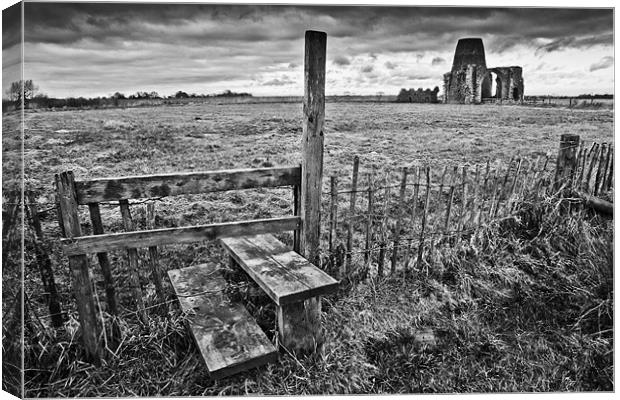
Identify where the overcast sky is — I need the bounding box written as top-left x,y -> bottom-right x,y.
2,2 -> 614,98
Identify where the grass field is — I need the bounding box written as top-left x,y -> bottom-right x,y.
2,101 -> 614,396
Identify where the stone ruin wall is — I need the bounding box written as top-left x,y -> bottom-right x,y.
396,87 -> 439,103
444,38 -> 524,104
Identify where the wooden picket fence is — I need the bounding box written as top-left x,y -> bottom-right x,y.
319,136 -> 613,280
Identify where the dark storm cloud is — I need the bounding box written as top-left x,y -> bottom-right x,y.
431,57 -> 446,66
23,4 -> 612,52
535,34 -> 614,55
589,56 -> 614,72
3,2 -> 21,49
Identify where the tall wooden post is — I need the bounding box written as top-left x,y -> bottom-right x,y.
55,171 -> 100,363
278,30 -> 326,356
554,134 -> 580,191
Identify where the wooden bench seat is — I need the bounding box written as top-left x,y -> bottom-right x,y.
168,263 -> 278,379
220,234 -> 339,305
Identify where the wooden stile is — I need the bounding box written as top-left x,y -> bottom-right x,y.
119,199 -> 148,325
55,171 -> 100,362
146,203 -> 166,308
345,156 -> 359,274
88,203 -> 118,315
391,167 -> 408,273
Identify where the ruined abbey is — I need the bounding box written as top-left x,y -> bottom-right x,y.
443,38 -> 524,104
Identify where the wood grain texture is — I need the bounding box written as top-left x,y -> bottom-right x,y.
220,234 -> 338,306
146,203 -> 166,307
345,155 -> 359,273
75,166 -> 301,204
168,264 -> 277,379
88,203 -> 118,315
554,134 -> 580,191
391,167 -> 408,272
300,30 -> 326,265
55,171 -> 100,362
62,217 -> 301,256
119,200 -> 148,324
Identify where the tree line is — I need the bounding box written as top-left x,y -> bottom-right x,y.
3,80 -> 252,111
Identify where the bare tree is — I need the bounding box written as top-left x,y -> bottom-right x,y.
5,80 -> 38,108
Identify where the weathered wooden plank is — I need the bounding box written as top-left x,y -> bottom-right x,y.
457,166 -> 468,232
300,30 -> 326,266
146,203 -> 166,308
88,202 -> 118,316
26,192 -> 64,328
75,166 -> 301,204
220,233 -> 338,306
594,143 -> 607,196
417,167 -> 431,271
599,144 -> 612,194
404,166 -> 420,271
391,167 -> 408,273
583,143 -> 600,193
364,172 -> 374,270
604,146 -> 614,191
55,171 -> 100,362
119,199 -> 148,324
345,156 -> 359,274
328,176 -> 338,255
554,134 -> 580,191
168,264 -> 277,379
62,217 -> 301,256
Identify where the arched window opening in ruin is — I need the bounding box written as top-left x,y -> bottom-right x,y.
408,96 -> 413,103
482,74 -> 492,99
512,87 -> 520,101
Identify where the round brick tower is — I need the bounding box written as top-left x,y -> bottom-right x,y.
451,38 -> 487,71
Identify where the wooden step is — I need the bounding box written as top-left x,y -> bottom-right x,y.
168,263 -> 277,380
220,234 -> 339,305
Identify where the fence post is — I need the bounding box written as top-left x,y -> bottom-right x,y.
279,29 -> 326,356
554,134 -> 580,191
328,176 -> 338,271
345,156 -> 359,274
55,171 -> 100,363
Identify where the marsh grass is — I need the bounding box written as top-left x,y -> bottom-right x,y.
14,190 -> 613,396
